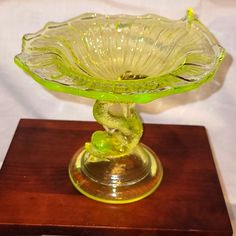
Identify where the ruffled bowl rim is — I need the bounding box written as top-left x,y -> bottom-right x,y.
15,9 -> 225,103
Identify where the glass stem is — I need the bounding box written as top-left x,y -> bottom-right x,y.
85,100 -> 143,159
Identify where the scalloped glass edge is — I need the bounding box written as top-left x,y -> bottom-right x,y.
14,10 -> 225,104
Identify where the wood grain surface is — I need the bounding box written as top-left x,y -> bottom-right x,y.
0,119 -> 233,235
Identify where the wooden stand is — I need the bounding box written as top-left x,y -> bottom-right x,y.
0,119 -> 232,235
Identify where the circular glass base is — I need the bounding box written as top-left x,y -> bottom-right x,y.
69,143 -> 163,204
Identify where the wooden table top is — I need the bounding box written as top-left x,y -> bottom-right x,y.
0,119 -> 232,235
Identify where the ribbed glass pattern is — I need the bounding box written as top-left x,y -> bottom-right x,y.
15,10 -> 225,103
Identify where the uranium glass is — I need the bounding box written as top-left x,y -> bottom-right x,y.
15,9 -> 225,204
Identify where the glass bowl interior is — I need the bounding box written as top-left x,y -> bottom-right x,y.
15,10 -> 225,103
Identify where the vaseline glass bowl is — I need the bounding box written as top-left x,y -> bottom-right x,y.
15,9 -> 225,204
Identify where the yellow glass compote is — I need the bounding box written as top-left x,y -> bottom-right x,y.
15,9 -> 225,204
